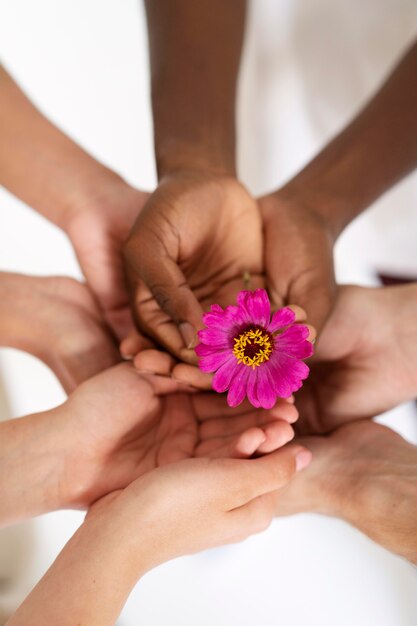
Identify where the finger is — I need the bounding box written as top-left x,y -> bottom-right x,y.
192,394 -> 273,421
172,363 -> 213,390
225,444 -> 313,506
137,371 -> 196,395
289,274 -> 336,335
197,421 -> 294,459
120,331 -> 148,359
229,491 -> 277,536
200,407 -> 297,441
133,349 -> 177,376
304,323 -> 317,343
287,307 -> 316,342
287,304 -> 307,323
124,239 -> 204,361
255,421 -> 295,454
196,427 -> 267,459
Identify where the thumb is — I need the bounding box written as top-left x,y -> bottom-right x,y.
288,265 -> 336,335
227,444 -> 313,508
124,239 -> 204,362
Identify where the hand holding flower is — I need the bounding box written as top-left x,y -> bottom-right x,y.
122,172 -> 264,363
196,289 -> 314,409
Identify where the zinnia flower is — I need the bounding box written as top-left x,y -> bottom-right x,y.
195,289 -> 313,409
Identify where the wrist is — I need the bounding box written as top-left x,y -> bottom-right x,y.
276,182 -> 350,242
84,494 -> 163,580
58,166 -> 133,234
156,138 -> 236,179
0,410 -> 68,526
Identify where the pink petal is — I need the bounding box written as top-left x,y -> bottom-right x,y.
212,356 -> 240,393
268,307 -> 296,333
197,327 -> 232,348
237,289 -> 271,327
278,324 -> 309,343
227,365 -> 250,407
197,347 -> 231,373
267,354 -> 298,398
195,343 -> 220,356
275,325 -> 314,359
203,304 -> 245,339
255,366 -> 279,409
202,310 -> 228,330
246,368 -> 261,408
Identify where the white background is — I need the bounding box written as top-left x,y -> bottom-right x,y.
0,0 -> 417,624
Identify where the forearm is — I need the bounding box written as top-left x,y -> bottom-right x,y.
0,65 -> 124,229
0,411 -> 66,526
6,515 -> 145,626
279,40 -> 417,238
145,0 -> 246,176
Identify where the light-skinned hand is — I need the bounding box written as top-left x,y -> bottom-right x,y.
296,283 -> 417,434
0,363 -> 300,526
275,420 -> 417,564
0,272 -> 120,392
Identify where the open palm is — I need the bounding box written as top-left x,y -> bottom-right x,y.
296,285 -> 417,434
61,364 -> 295,508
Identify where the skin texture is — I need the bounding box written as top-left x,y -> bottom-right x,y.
276,40 -> 417,240
253,39 -> 417,336
258,193 -> 336,333
275,421 -> 417,565
0,64 -> 149,341
123,1 -> 255,361
7,444 -> 311,626
124,38 -> 417,361
0,363 -> 299,527
0,273 -> 120,392
123,172 -> 264,362
296,284 -> 417,434
64,182 -> 150,340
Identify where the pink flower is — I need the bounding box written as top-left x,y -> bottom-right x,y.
195,289 -> 313,409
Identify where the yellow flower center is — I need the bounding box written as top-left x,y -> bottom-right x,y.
233,327 -> 273,369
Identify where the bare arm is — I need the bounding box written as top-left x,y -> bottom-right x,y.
0,65 -> 122,229
258,40 -> 417,332
279,40 -> 417,238
8,445 -> 309,626
145,0 -> 247,177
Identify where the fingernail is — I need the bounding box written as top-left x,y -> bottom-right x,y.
179,323 -> 198,349
295,449 -> 312,472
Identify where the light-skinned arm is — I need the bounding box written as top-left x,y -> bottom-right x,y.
0,65 -> 148,338
0,363 -> 300,527
7,444 -> 311,626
